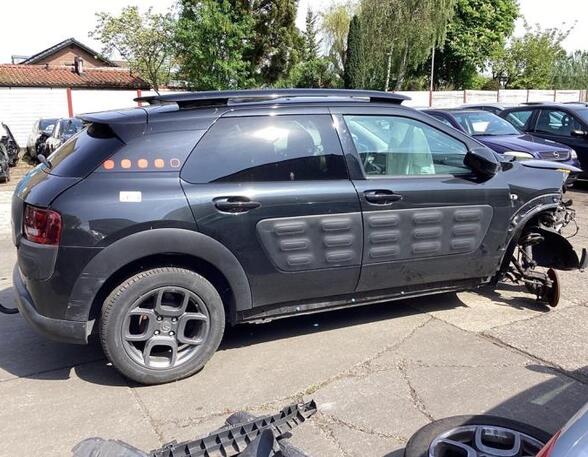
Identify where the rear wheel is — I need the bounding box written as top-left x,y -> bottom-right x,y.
100,267 -> 225,385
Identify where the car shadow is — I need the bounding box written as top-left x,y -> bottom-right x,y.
0,282 -> 551,387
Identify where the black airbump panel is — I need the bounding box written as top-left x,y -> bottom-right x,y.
257,213 -> 363,272
363,205 -> 493,264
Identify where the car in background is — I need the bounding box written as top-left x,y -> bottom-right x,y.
424,109 -> 581,171
0,121 -> 19,167
500,103 -> 588,180
458,103 -> 516,116
26,118 -> 58,159
43,118 -> 84,155
0,139 -> 10,182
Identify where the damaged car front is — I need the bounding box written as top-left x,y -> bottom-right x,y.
493,156 -> 586,306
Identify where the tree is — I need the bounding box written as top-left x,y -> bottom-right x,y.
344,14 -> 361,88
351,0 -> 456,90
90,6 -> 176,93
554,51 -> 588,89
174,0 -> 254,90
243,0 -> 300,85
491,24 -> 569,89
321,2 -> 354,79
431,0 -> 519,89
303,9 -> 321,60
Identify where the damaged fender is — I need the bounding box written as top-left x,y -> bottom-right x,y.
532,227 -> 588,271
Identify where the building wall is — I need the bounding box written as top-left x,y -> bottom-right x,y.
31,46 -> 110,68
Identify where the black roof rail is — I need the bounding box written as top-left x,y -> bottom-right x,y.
134,88 -> 410,108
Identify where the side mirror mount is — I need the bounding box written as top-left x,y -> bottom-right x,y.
571,129 -> 588,138
464,148 -> 500,178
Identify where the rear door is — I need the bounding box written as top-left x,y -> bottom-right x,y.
333,107 -> 512,294
181,108 -> 363,308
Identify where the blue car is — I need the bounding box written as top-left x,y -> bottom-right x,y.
423,109 -> 581,169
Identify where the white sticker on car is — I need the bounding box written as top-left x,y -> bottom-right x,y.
119,191 -> 142,203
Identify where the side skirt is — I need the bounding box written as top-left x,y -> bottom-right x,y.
238,278 -> 485,324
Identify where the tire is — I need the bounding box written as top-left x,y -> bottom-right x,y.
404,415 -> 552,457
100,267 -> 225,385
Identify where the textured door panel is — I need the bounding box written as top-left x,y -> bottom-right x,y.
363,205 -> 493,264
257,213 -> 363,272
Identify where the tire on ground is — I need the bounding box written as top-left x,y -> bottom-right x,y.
99,267 -> 225,385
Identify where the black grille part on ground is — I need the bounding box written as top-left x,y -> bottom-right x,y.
71,401 -> 317,457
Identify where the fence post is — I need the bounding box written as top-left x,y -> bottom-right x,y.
463,90 -> 467,104
66,88 -> 74,117
137,89 -> 143,107
553,89 -> 557,102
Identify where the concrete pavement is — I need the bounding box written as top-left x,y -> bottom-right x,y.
0,173 -> 587,456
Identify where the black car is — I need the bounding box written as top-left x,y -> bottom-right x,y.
1,122 -> 20,167
43,118 -> 84,155
11,89 -> 586,385
26,118 -> 58,159
500,103 -> 588,179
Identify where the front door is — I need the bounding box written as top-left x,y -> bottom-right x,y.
334,108 -> 512,293
180,110 -> 363,308
531,108 -> 588,174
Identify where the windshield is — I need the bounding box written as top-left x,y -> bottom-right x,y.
39,119 -> 58,131
574,108 -> 588,125
452,111 -> 520,136
58,119 -> 84,137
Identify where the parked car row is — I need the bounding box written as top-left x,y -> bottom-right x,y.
27,117 -> 85,159
421,103 -> 588,183
0,121 -> 20,182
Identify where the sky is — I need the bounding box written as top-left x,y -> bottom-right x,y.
0,0 -> 587,64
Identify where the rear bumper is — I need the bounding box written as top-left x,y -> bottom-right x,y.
13,265 -> 90,345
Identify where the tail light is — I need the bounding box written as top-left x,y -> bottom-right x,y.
23,205 -> 62,245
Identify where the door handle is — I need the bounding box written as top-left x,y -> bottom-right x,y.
364,190 -> 403,205
214,196 -> 261,213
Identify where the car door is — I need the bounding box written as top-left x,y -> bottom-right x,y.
181,108 -> 363,308
530,108 -> 588,174
333,107 -> 512,294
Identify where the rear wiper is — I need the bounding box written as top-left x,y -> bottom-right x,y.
37,154 -> 53,169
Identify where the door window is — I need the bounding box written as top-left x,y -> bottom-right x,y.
344,115 -> 469,177
535,110 -> 582,137
504,110 -> 533,129
181,115 -> 347,183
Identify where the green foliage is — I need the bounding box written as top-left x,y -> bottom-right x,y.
244,0 -> 300,85
281,58 -> 340,88
175,0 -> 255,90
344,14 -> 361,88
321,2 -> 354,79
554,51 -> 588,89
433,0 -> 519,89
303,9 -> 321,60
349,0 -> 456,90
90,6 -> 176,93
491,24 -> 569,89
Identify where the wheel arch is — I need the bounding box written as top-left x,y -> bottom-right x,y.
66,228 -> 252,325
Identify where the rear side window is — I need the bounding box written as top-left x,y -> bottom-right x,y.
47,124 -> 124,177
181,115 -> 348,183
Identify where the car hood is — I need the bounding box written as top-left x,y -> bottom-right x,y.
519,159 -> 581,173
476,134 -> 571,154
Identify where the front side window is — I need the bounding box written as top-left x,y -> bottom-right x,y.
344,115 -> 469,177
535,110 -> 583,137
505,110 -> 533,129
182,115 -> 347,183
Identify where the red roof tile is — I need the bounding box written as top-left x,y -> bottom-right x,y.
0,64 -> 150,89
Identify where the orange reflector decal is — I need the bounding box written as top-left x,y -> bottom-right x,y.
137,159 -> 149,169
154,159 -> 165,169
103,160 -> 115,170
170,158 -> 181,168
121,159 -> 131,169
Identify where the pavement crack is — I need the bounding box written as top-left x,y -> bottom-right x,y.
320,412 -> 406,443
128,387 -> 165,446
314,413 -> 353,457
397,359 -> 434,422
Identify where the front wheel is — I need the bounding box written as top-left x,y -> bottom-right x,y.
99,267 -> 225,385
405,415 -> 551,457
